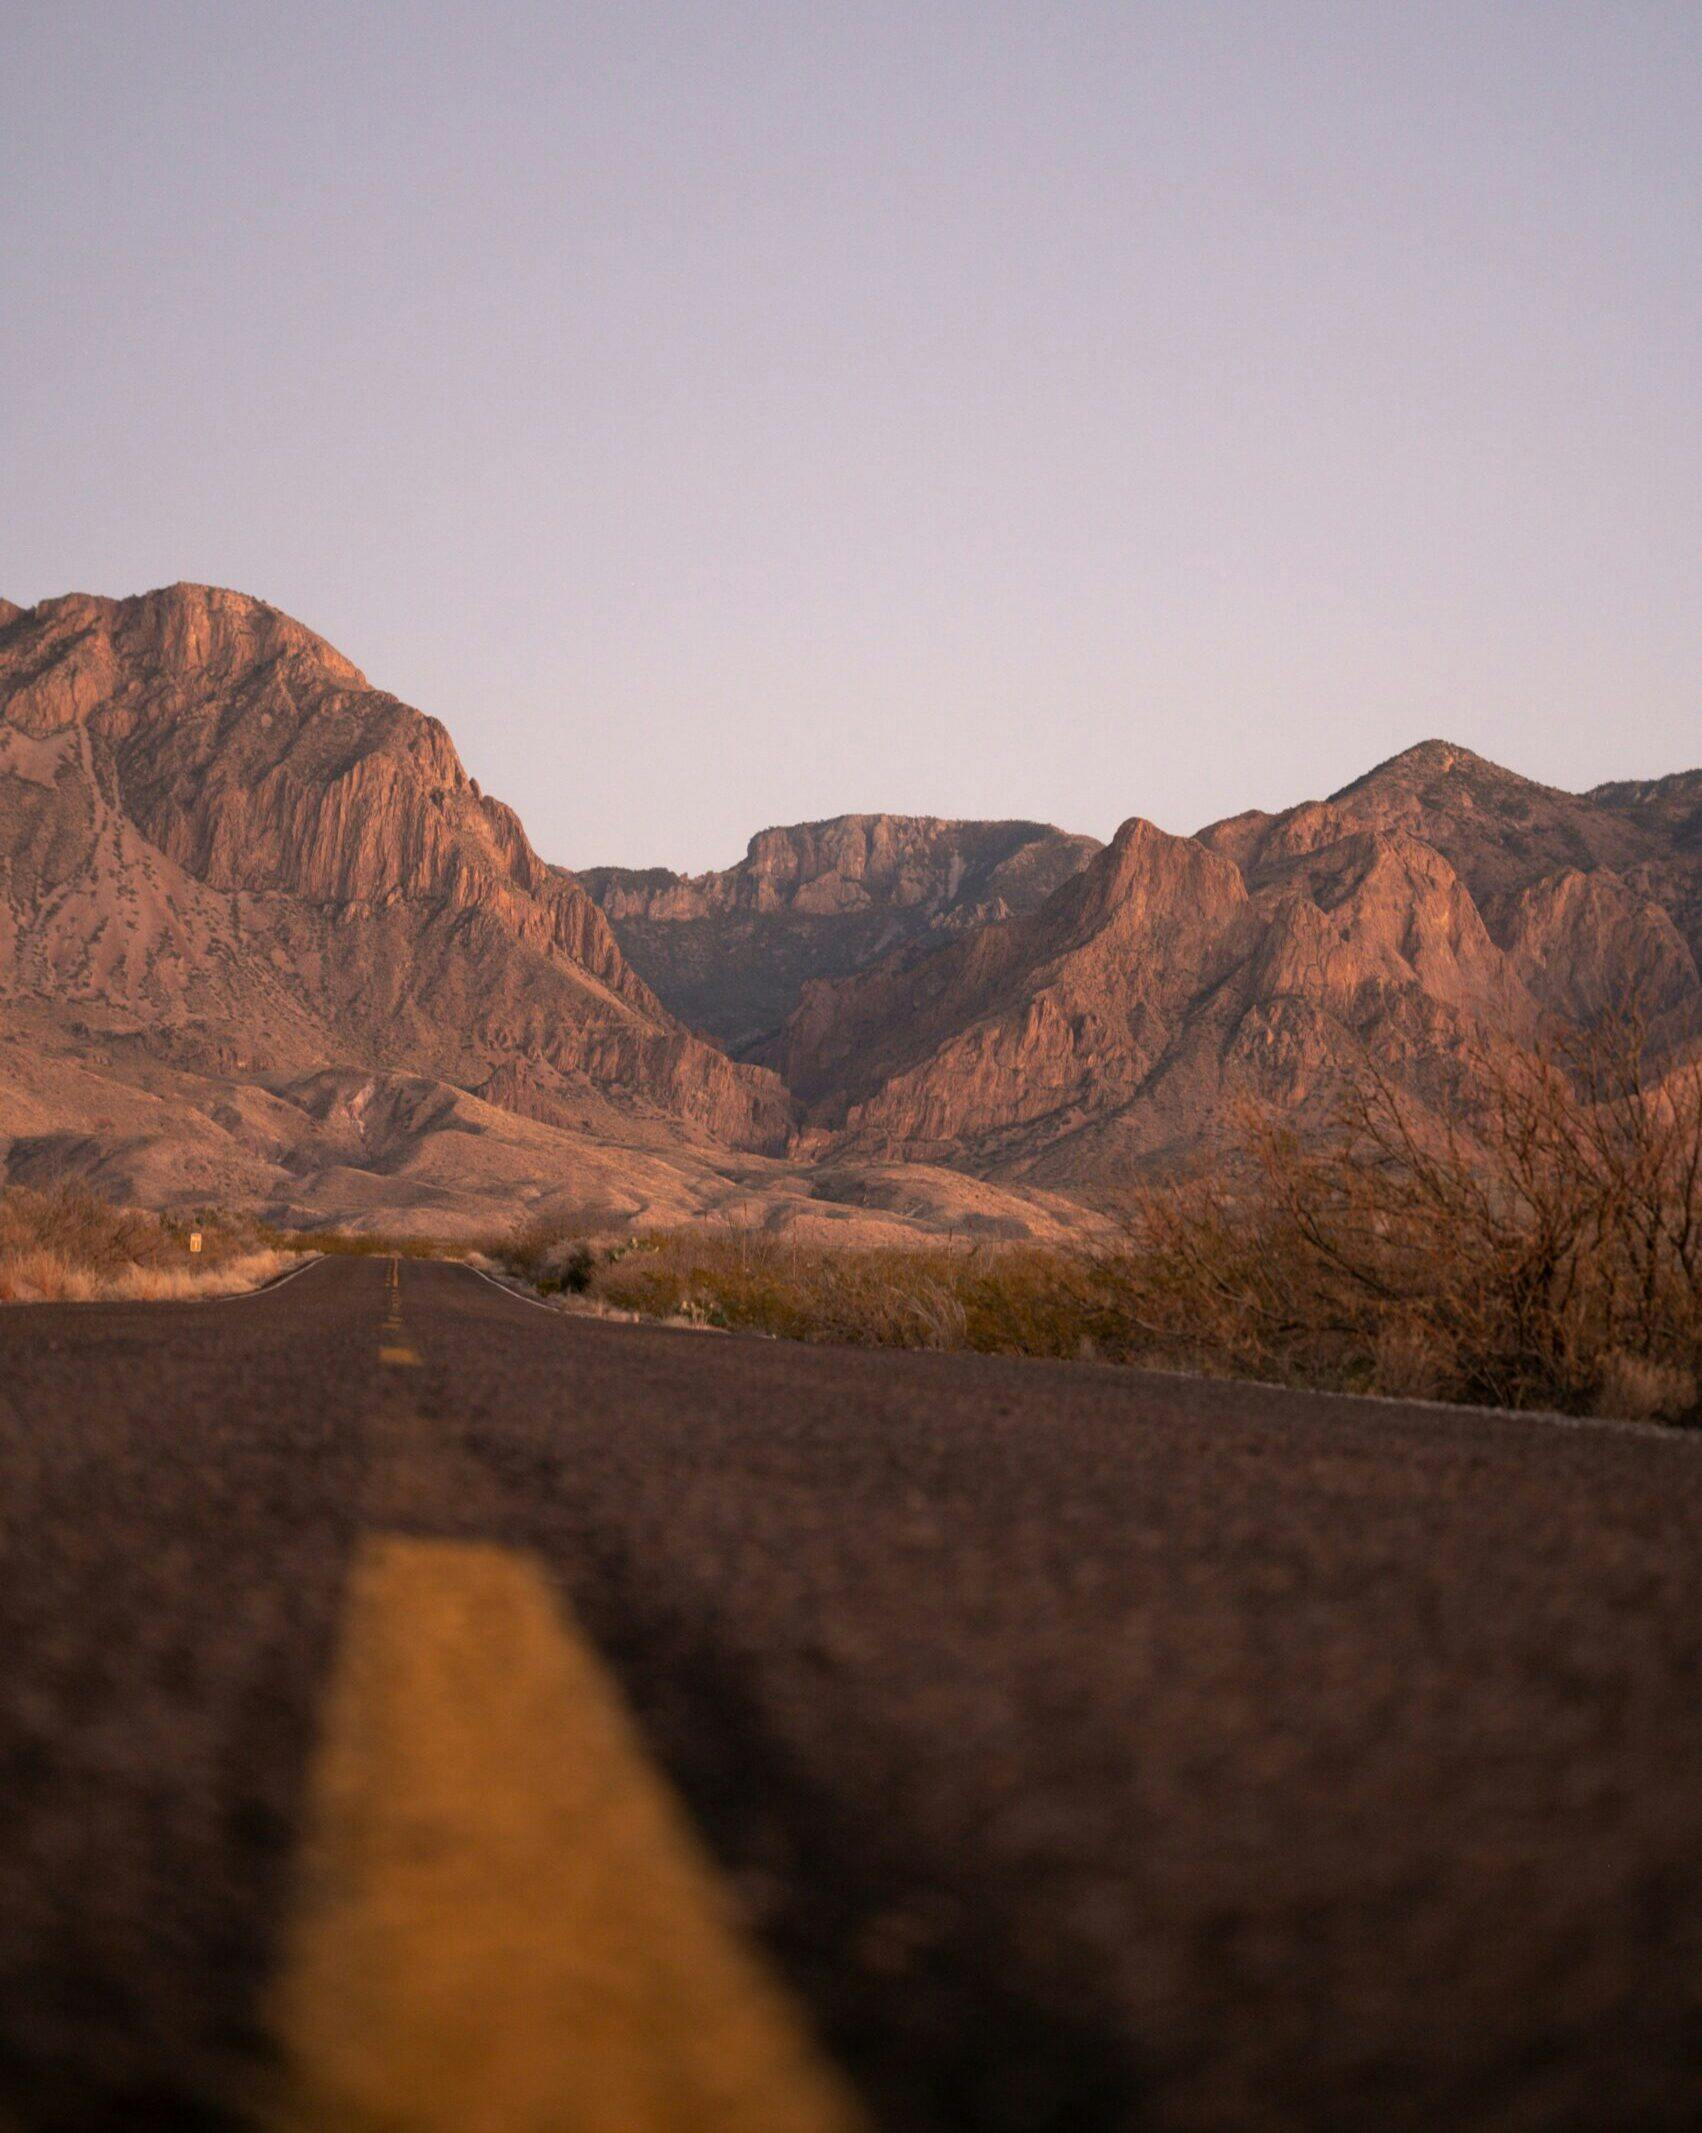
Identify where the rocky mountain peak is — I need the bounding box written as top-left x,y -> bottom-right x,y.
30,583 -> 367,700
1076,815 -> 1248,936
4,582 -> 1697,1223
134,581 -> 370,687
766,741 -> 1700,1198
1324,738 -> 1563,822
0,584 -> 793,1157
1338,737 -> 1494,785
1198,735 -> 1663,914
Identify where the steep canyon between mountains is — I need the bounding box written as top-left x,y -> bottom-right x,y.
2,585 -> 1697,1238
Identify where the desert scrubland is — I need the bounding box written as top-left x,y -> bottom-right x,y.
2,584 -> 1698,1415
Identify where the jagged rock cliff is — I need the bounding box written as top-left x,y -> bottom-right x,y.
0,584 -> 792,1154
579,815 -> 1100,1050
4,586 -> 1696,1228
765,744 -> 1702,1197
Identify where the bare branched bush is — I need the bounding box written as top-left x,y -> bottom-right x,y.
1122,1017 -> 1701,1422
485,1020 -> 1699,1426
0,1185 -> 175,1284
489,1210 -> 615,1294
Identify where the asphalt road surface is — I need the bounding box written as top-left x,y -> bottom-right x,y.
1,1255 -> 1700,2132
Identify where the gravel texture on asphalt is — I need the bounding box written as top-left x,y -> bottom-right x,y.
1,1255 -> 1699,2130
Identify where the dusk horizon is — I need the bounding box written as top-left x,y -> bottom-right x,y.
5,12 -> 1702,2127
6,3 -> 1698,872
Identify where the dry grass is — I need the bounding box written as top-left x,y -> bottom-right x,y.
491,1020 -> 1701,1426
0,1187 -> 294,1304
94,1251 -> 294,1302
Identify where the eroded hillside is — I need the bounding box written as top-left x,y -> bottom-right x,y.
3,586 -> 1697,1232
765,743 -> 1702,1198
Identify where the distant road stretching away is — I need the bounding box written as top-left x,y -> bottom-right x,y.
1,1256 -> 1700,2130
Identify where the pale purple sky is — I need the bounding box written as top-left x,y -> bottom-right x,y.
3,3 -> 1698,871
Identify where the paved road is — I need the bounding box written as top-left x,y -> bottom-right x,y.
1,1255 -> 1700,2131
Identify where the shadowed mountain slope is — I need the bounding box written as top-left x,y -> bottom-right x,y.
579,816 -> 1100,1052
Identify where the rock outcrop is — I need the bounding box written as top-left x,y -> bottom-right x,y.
4,586 -> 1697,1229
0,585 -> 792,1156
765,743 -> 1702,1198
579,816 -> 1100,1050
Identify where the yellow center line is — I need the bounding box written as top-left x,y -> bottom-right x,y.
381,1266 -> 415,1364
265,1536 -> 866,2133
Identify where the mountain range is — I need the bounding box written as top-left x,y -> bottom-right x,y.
580,816 -> 1101,1053
2,584 -> 1697,1237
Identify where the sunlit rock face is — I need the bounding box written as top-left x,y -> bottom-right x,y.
760,743 -> 1702,1201
2,586 -> 1697,1225
0,584 -> 794,1171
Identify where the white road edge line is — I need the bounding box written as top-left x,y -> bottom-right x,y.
448,1264 -> 1695,1441
457,1261 -> 565,1314
204,1252 -> 328,1303
0,1250 -> 328,1310
9,1248 -> 1690,1441
1123,1359 -> 1697,1444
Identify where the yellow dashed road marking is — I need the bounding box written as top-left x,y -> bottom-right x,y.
267,1536 -> 866,2133
379,1260 -> 412,1362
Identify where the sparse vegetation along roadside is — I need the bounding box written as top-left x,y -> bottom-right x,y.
1126,1016 -> 1701,1424
0,1188 -> 295,1303
491,1021 -> 1701,1426
490,1213 -> 601,1296
0,1196 -> 496,1304
252,1226 -> 459,1260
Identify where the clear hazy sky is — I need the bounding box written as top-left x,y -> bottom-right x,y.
4,4 -> 1698,872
